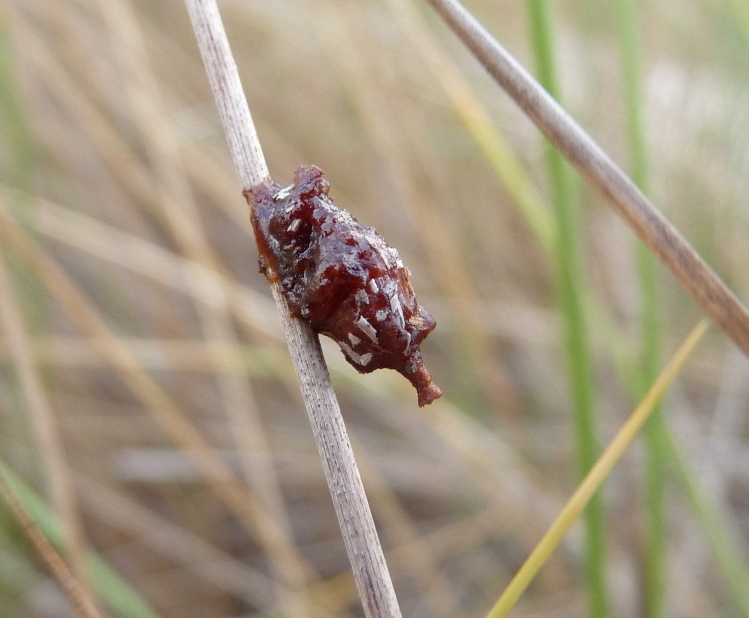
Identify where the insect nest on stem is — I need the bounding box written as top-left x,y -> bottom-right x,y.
245,165 -> 442,406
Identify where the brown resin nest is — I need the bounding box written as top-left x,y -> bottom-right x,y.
244,165 -> 442,406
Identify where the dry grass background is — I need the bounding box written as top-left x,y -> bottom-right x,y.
0,0 -> 748,616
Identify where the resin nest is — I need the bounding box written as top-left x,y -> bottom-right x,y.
245,165 -> 442,406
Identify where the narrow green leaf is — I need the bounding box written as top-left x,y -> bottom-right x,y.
523,2 -> 607,616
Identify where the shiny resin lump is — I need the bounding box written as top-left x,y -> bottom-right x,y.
245,165 -> 441,406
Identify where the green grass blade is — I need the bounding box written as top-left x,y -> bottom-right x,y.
612,0 -> 665,615
523,2 -> 606,616
0,460 -> 161,618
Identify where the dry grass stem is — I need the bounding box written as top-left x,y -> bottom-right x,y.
185,0 -> 402,616
425,0 -> 749,358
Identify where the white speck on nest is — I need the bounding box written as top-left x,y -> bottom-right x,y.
356,316 -> 379,344
273,185 -> 293,201
390,294 -> 405,328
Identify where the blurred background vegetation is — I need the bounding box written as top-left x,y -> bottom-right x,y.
0,0 -> 748,616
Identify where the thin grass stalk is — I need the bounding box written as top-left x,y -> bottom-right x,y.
423,0 -> 749,361
612,1 -> 665,615
0,460 -> 160,618
184,1 -> 402,616
523,2 -> 606,616
0,466 -> 102,618
486,320 -> 708,618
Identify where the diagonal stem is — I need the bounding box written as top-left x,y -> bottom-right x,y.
183,1 -> 402,616
424,0 -> 749,359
